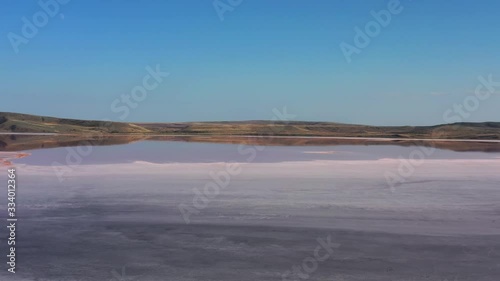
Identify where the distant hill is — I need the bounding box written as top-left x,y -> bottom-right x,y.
1,112 -> 500,140
0,112 -> 150,134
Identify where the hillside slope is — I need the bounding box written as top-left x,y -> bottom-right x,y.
1,112 -> 499,140
137,121 -> 500,139
0,112 -> 151,134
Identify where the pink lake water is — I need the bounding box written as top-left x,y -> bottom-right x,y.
1,139 -> 499,281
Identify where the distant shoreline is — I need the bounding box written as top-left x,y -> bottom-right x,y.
2,112 -> 500,141
0,132 -> 58,136
2,132 -> 500,143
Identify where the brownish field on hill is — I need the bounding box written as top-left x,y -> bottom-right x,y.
1,112 -> 500,140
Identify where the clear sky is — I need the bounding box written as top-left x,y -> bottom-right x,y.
1,0 -> 499,125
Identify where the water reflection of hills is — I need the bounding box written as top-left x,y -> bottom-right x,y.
1,134 -> 500,153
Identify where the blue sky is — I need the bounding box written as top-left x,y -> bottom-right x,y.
1,0 -> 499,125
